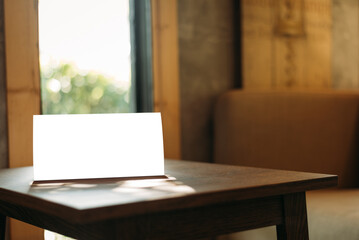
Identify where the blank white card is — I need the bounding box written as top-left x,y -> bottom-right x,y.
33,113 -> 164,181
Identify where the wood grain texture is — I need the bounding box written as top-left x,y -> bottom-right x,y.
0,160 -> 337,239
4,0 -> 41,168
332,0 -> 359,88
0,200 -> 116,240
114,196 -> 283,240
0,196 -> 283,240
276,192 -> 309,240
0,160 -> 337,224
241,0 -> 273,89
4,0 -> 43,239
0,0 -> 7,170
242,0 -> 331,89
152,0 -> 181,160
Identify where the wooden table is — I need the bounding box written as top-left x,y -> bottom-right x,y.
0,160 -> 337,240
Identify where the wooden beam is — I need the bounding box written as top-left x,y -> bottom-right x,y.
4,0 -> 43,239
5,0 -> 41,168
151,0 -> 181,159
0,0 -> 7,170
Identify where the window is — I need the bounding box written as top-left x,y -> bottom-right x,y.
38,0 -> 152,239
4,0 -> 179,239
39,0 -> 153,115
39,0 -> 133,114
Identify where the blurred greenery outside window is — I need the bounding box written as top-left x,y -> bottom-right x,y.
41,62 -> 131,114
39,0 -> 133,115
38,0 -> 150,239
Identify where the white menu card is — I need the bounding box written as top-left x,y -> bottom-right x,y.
33,113 -> 164,181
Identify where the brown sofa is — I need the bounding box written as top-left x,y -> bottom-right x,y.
214,90 -> 359,240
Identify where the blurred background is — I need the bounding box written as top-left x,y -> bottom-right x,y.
39,0 -> 132,115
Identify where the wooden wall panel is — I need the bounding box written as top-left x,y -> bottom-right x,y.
302,0 -> 331,88
242,0 -> 332,89
5,0 -> 41,168
0,0 -> 7,170
242,0 -> 273,89
332,0 -> 359,88
152,0 -> 181,160
4,0 -> 43,239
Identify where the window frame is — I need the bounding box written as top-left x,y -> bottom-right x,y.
3,0 -> 181,238
131,0 -> 154,112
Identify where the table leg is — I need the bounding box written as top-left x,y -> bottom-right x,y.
0,214 -> 6,240
276,192 -> 309,240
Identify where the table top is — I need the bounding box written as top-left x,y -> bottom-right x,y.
0,160 -> 337,224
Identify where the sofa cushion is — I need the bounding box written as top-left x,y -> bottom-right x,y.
214,90 -> 359,187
